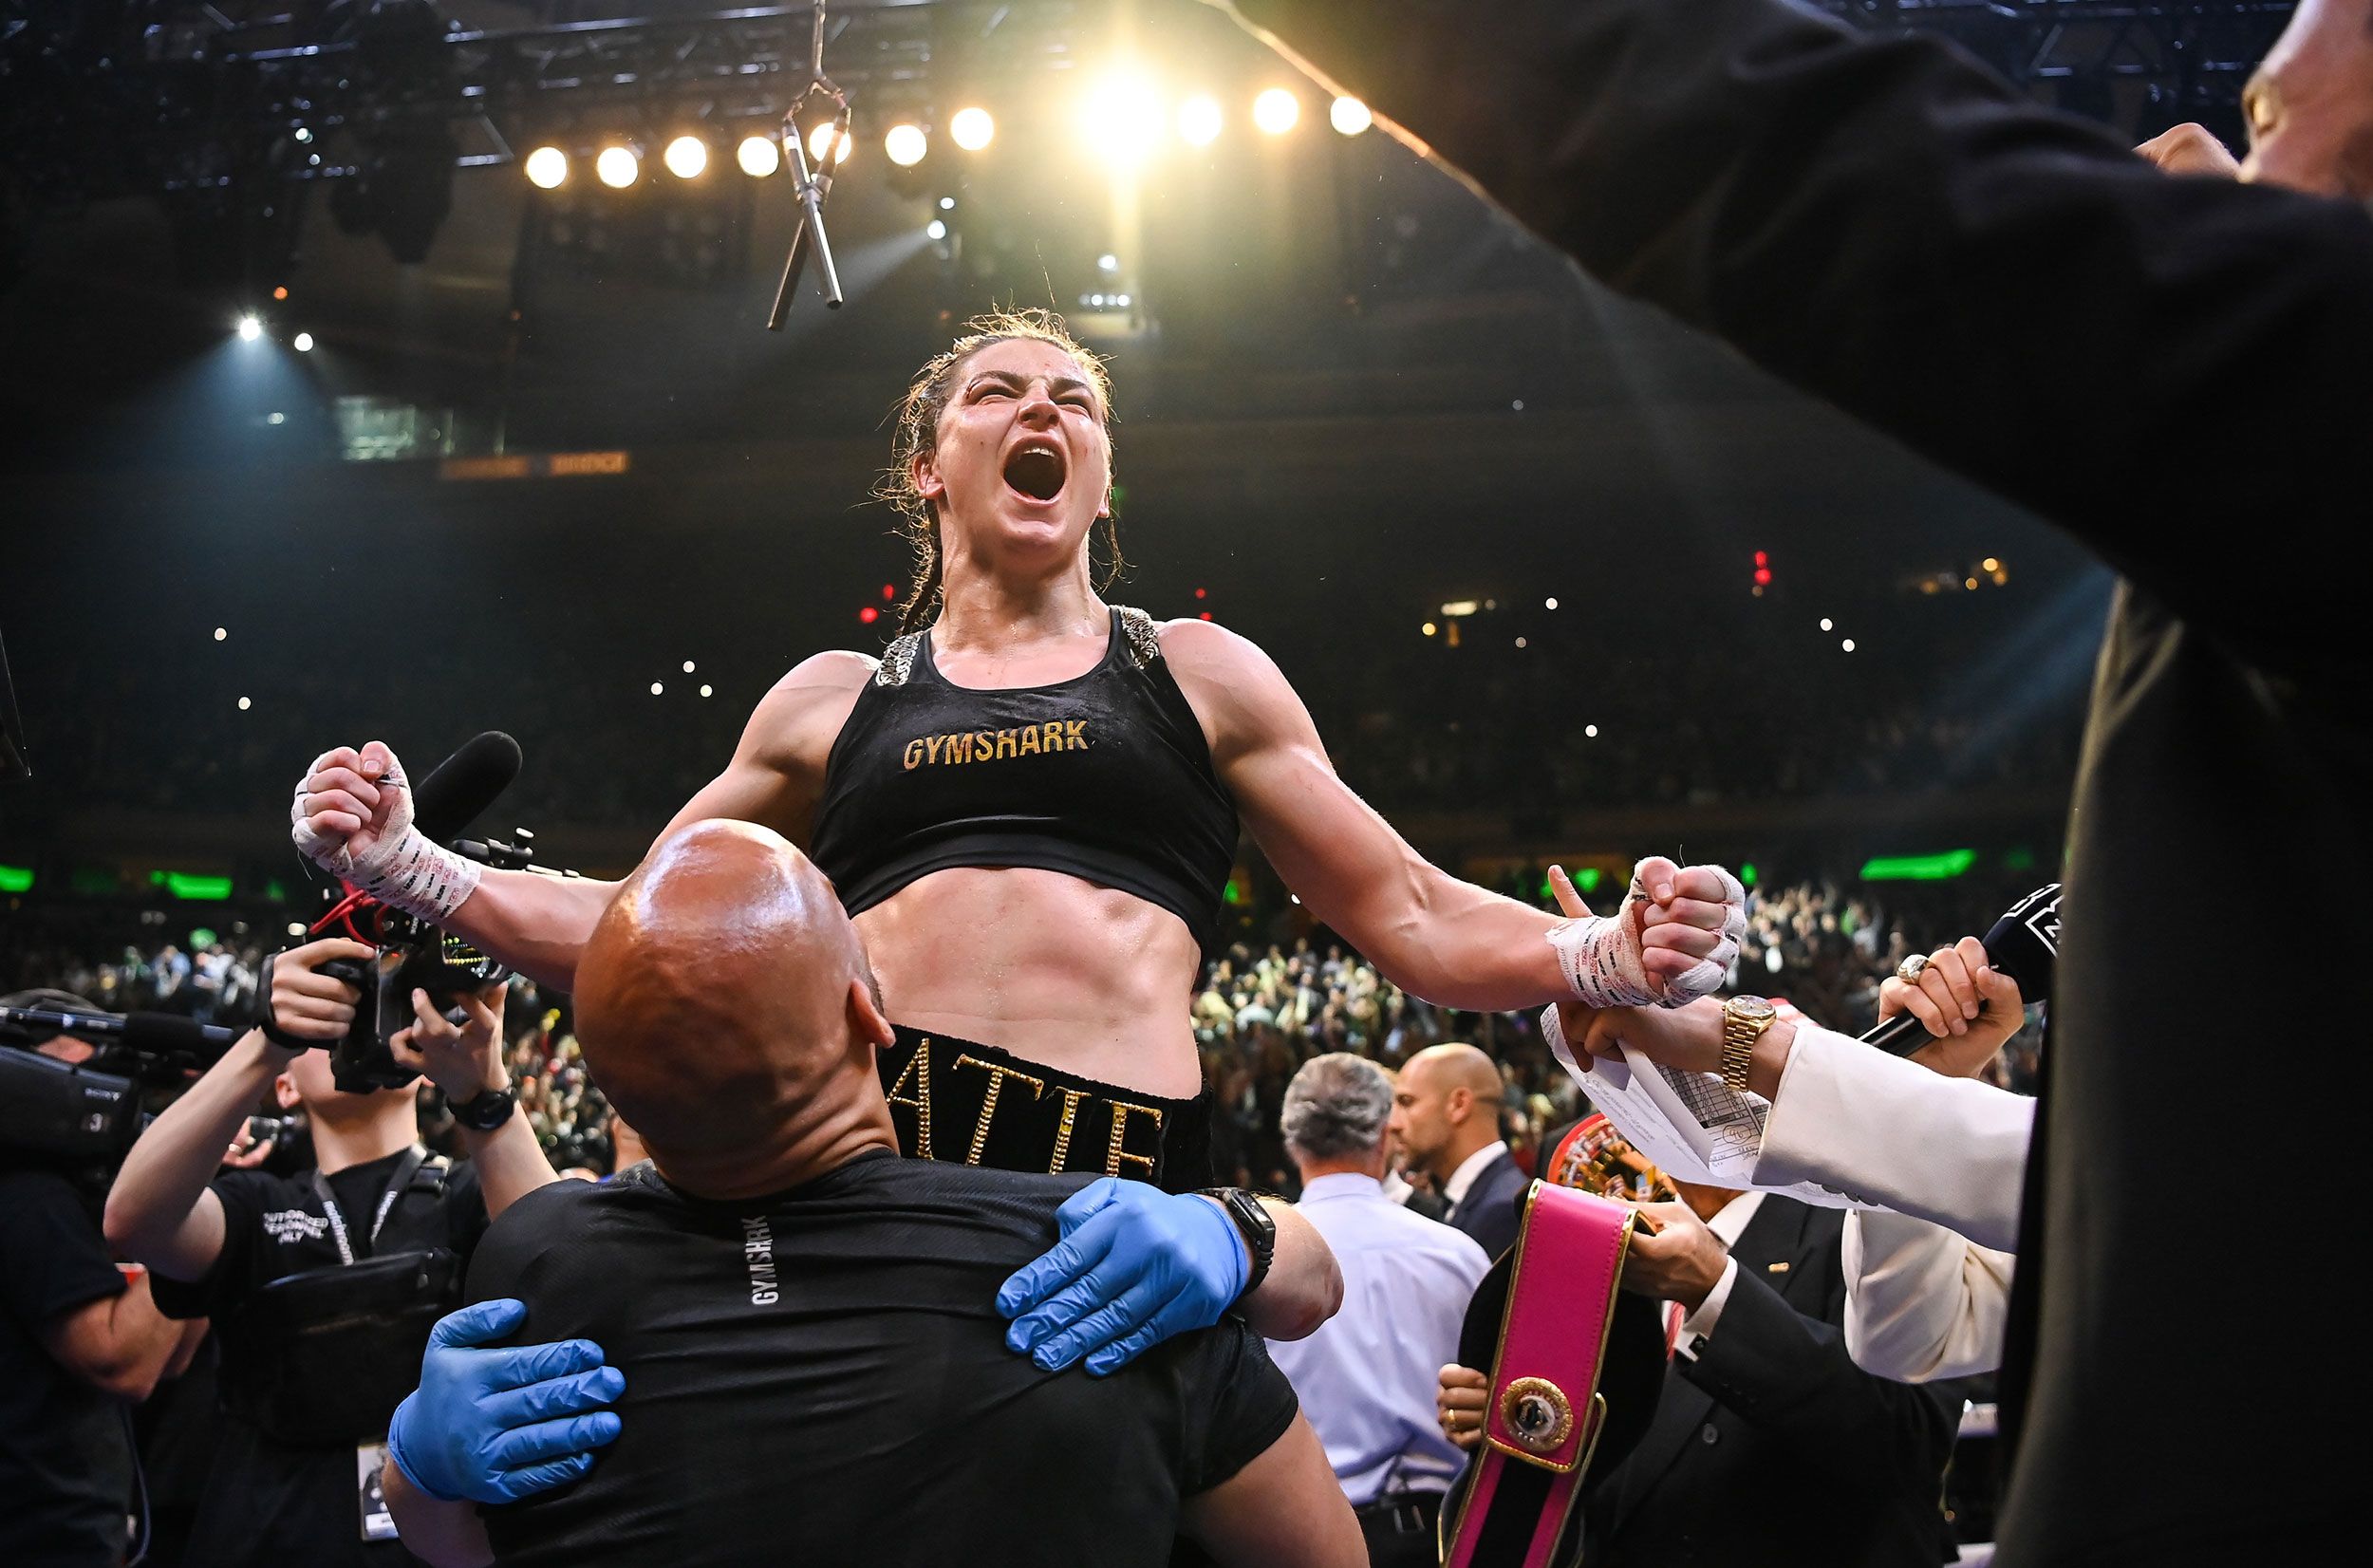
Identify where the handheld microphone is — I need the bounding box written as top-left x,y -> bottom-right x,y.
1859,884 -> 2060,1056
409,730 -> 522,846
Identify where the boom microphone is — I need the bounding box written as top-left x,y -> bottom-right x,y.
409,730 -> 522,846
0,1005 -> 241,1060
1859,884 -> 2061,1056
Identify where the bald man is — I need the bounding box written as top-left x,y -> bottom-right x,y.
385,821 -> 1361,1568
1387,1044 -> 1524,1260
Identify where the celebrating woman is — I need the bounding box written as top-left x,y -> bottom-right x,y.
290,309 -> 1742,1500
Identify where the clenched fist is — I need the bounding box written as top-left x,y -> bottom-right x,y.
290,741 -> 480,923
1544,856 -> 1747,1012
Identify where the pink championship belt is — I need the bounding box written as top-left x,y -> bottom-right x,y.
1443,1182 -> 1635,1568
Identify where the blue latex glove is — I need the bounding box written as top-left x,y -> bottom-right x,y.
996,1178 -> 1250,1377
387,1298 -> 626,1503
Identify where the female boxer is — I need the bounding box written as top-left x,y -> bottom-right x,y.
290,310 -> 1742,1371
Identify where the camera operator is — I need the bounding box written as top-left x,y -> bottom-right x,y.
2,993 -> 211,1568
103,940 -> 555,1566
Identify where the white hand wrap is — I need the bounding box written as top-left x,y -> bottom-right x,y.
1546,861 -> 1749,1009
290,751 -> 480,924
1656,865 -> 1748,1005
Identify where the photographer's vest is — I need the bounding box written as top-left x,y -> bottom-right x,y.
217,1147 -> 464,1448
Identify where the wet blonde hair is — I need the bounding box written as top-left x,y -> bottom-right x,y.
877,308 -> 1124,634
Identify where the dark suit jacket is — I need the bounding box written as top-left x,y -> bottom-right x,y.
1226,4 -> 2368,1560
1583,1197 -> 1955,1568
1443,1148 -> 1525,1262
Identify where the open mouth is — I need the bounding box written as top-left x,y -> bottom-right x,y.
1002,440 -> 1067,503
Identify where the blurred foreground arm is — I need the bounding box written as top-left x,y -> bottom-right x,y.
384,1460 -> 494,1568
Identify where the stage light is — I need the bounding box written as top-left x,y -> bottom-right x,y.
525,145 -> 570,189
885,123 -> 928,167
663,136 -> 709,179
287,922 -> 308,937
1515,637 -> 1528,649
596,145 -> 641,189
700,684 -> 713,698
294,127 -> 314,144
1082,73 -> 1165,168
237,315 -> 262,341
1329,96 -> 1373,136
1543,597 -> 1559,610
293,332 -> 314,353
1114,294 -> 1130,308
1178,95 -> 1223,146
1964,577 -> 1979,590
1841,639 -> 1857,652
650,681 -> 663,695
859,606 -> 880,625
1421,622 -> 1437,637
1820,617 -> 1833,631
237,697 -> 252,711
738,135 -> 780,177
882,584 -> 898,601
682,660 -> 696,673
1253,88 -> 1300,135
1098,252 -> 1119,273
926,219 -> 947,240
949,106 -> 996,152
214,627 -> 227,641
1585,724 -> 1598,737
807,121 -> 852,165
1982,557 -> 2001,572
1194,588 -> 1207,599
271,286 -> 289,301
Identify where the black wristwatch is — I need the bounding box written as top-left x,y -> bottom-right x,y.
447,1081 -> 518,1132
1200,1186 -> 1276,1297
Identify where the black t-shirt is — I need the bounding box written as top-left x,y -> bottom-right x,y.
473,1152 -> 1300,1568
150,1147 -> 489,1568
0,1167 -> 136,1568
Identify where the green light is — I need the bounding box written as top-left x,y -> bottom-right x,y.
0,864 -> 32,893
189,927 -> 218,949
1576,868 -> 1602,894
2002,847 -> 2037,873
162,872 -> 234,901
1739,863 -> 1758,887
265,878 -> 288,902
1224,877 -> 1244,906
1859,849 -> 1977,882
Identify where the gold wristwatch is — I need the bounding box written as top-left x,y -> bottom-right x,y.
1720,996 -> 1778,1094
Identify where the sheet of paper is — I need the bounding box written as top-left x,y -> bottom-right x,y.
1575,1046 -> 1861,1211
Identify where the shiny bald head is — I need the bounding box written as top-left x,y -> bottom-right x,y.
1386,1043 -> 1507,1183
574,819 -> 897,1199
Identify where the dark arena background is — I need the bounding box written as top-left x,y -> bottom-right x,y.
0,5 -> 2320,1564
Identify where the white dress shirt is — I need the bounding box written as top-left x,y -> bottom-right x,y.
1440,1139 -> 1510,1220
1672,1190 -> 1765,1358
1266,1172 -> 1492,1505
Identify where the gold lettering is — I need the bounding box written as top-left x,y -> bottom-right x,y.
1039,721 -> 1065,753
994,730 -> 1018,760
1018,726 -> 1041,757
1048,1088 -> 1091,1172
884,1042 -> 934,1160
947,732 -> 973,765
975,730 -> 996,761
1105,1101 -> 1166,1180
954,1055 -> 1046,1167
925,735 -> 947,765
1062,719 -> 1088,751
902,738 -> 925,771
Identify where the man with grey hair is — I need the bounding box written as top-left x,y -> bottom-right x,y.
1267,1055 -> 1490,1568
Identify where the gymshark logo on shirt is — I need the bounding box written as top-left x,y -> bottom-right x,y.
902,720 -> 1091,769
741,1216 -> 779,1306
263,1208 -> 329,1244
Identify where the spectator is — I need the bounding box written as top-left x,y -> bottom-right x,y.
1266,1054 -> 1489,1567
1389,1043 -> 1525,1260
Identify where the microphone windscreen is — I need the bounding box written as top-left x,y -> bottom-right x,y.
1980,884 -> 2061,1004
120,1012 -> 215,1058
410,732 -> 524,845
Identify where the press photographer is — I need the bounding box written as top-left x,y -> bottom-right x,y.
103,939 -> 555,1567
2,992 -> 211,1568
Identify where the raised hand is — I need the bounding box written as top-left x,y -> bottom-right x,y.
389,982 -> 509,1102
1878,937 -> 2026,1080
1623,855 -> 1747,1004
291,741 -> 411,874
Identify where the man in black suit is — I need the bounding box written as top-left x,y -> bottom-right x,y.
1388,1045 -> 1524,1260
1439,1180 -> 1955,1567
1212,2 -> 2368,1560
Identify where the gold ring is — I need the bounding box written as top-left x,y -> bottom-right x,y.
1896,954 -> 1930,983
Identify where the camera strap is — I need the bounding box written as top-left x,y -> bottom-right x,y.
311,1145 -> 430,1266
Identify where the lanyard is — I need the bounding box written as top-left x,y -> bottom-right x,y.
309,1146 -> 430,1267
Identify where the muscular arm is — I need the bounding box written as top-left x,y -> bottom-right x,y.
1241,1198 -> 1339,1341
41,1269 -> 193,1403
1166,620 -> 1568,1011
1217,0 -> 2372,678
1181,1413 -> 1368,1568
384,1458 -> 495,1568
435,652 -> 871,992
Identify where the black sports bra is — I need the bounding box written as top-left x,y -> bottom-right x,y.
808,607 -> 1240,961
